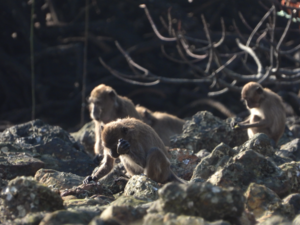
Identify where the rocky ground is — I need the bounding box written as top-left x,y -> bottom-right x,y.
0,111 -> 300,224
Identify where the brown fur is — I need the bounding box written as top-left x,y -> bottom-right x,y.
88,84 -> 141,155
238,82 -> 286,143
136,105 -> 185,146
89,118 -> 185,184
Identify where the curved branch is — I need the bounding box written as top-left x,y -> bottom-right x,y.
140,4 -> 176,41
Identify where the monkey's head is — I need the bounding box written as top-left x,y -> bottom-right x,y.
241,82 -> 265,109
88,84 -> 119,123
136,105 -> 155,126
101,118 -> 136,158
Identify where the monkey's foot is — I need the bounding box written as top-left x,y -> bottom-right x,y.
83,175 -> 98,184
117,139 -> 130,155
93,154 -> 104,165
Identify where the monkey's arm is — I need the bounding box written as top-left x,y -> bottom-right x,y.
236,119 -> 269,129
83,154 -> 114,184
239,117 -> 250,125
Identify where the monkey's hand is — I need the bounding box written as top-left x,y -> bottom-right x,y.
83,175 -> 98,184
230,120 -> 241,130
117,139 -> 130,155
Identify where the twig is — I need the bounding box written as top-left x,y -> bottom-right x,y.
30,0 -> 35,120
80,0 -> 89,127
140,4 -> 176,41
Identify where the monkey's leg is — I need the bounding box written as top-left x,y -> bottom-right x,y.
144,147 -> 172,183
83,154 -> 115,184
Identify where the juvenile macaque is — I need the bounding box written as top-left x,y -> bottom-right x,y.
234,82 -> 286,144
136,105 -> 185,146
88,84 -> 141,157
83,118 -> 185,184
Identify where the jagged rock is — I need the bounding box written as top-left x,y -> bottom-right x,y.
143,212 -> 231,225
293,214 -> 300,225
195,149 -> 211,159
244,183 -> 294,221
0,119 -> 95,176
71,121 -> 95,157
98,205 -> 147,225
64,197 -> 114,209
283,194 -> 300,215
258,215 -> 292,225
237,133 -> 275,156
60,182 -> 112,199
191,143 -> 237,180
277,139 -> 300,161
0,176 -> 64,222
280,162 -> 300,194
123,175 -> 160,201
34,169 -> 84,190
92,163 -> 128,194
0,178 -> 8,189
12,212 -> 46,225
0,149 -> 44,179
110,195 -> 149,207
207,150 -> 290,197
39,210 -> 99,225
89,217 -> 121,225
148,182 -> 244,222
170,111 -> 248,153
168,148 -> 200,180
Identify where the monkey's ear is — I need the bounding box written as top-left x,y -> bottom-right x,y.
108,90 -> 116,98
256,86 -> 263,94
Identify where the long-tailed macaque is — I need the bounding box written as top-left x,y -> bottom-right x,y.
88,84 -> 141,157
83,118 -> 185,184
135,105 -> 184,146
234,82 -> 286,144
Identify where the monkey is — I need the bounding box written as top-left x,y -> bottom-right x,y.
234,82 -> 286,144
83,118 -> 185,184
88,84 -> 141,160
135,105 -> 185,146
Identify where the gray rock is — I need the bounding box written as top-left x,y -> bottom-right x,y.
168,148 -> 200,181
39,210 -> 100,225
71,121 -> 95,157
0,119 -> 95,176
148,182 -> 244,222
244,183 -> 294,221
208,150 -> 290,198
259,215 -> 292,225
123,175 -> 160,201
283,194 -> 300,215
0,150 -> 44,179
143,212 -> 231,225
280,162 -> 300,194
12,212 -> 46,225
99,205 -> 147,225
191,143 -> 237,180
0,176 -> 64,222
170,111 -> 248,153
34,169 -> 84,190
277,139 -> 300,161
237,133 -> 275,156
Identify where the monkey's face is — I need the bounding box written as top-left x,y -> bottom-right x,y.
241,82 -> 264,109
89,85 -> 118,123
136,106 -> 154,126
102,122 -> 132,158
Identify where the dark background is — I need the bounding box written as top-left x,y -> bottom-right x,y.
0,0 -> 298,131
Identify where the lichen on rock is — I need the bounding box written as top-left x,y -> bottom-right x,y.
0,176 -> 64,222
